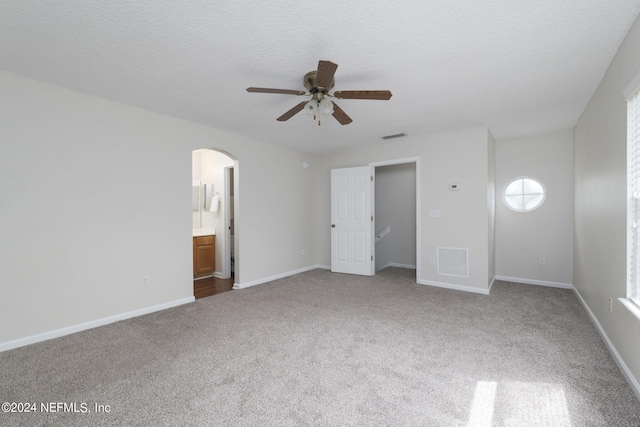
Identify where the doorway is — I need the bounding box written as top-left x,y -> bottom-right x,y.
192,148 -> 239,297
373,162 -> 417,272
330,157 -> 420,279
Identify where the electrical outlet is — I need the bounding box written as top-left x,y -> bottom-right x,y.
539,257 -> 546,265
429,258 -> 436,265
608,297 -> 613,312
142,276 -> 149,287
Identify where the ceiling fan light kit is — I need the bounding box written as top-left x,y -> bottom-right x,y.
305,98 -> 335,126
246,60 -> 392,125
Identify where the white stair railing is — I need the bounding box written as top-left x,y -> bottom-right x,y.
375,226 -> 390,242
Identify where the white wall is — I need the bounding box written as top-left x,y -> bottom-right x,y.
0,70 -> 317,347
374,163 -> 416,270
487,130 -> 496,286
192,152 -> 199,227
573,14 -> 640,391
495,131 -> 574,286
316,126 -> 494,293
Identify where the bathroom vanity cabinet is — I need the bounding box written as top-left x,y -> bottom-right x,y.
193,235 -> 215,278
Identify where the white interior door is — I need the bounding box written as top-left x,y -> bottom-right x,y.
331,166 -> 374,276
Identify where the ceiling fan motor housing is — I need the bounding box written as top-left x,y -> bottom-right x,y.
304,71 -> 334,99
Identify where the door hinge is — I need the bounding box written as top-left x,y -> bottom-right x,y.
371,215 -> 374,221
371,176 -> 373,181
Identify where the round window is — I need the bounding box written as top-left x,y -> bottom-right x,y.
503,177 -> 545,212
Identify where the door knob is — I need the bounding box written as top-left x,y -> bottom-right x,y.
331,224 -> 336,228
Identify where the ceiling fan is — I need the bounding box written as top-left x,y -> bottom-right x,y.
246,60 -> 392,125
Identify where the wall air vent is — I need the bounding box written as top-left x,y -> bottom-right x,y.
437,247 -> 469,278
381,132 -> 407,140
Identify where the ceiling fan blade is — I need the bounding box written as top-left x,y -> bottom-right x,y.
316,60 -> 338,88
333,90 -> 392,100
276,101 -> 308,121
331,102 -> 353,125
247,87 -> 306,95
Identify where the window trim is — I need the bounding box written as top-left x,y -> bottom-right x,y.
625,70 -> 640,310
502,176 -> 546,213
623,68 -> 640,100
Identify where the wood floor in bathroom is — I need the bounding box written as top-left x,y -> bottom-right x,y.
194,275 -> 234,299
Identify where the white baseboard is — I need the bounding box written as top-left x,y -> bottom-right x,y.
495,275 -> 573,289
378,262 -> 417,271
194,271 -> 227,280
573,288 -> 640,401
417,278 -> 491,295
194,274 -> 214,280
488,276 -> 496,292
233,265 -> 327,289
234,264 -> 481,297
0,296 -> 194,353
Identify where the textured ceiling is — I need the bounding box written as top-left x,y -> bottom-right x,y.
2,1 -> 639,154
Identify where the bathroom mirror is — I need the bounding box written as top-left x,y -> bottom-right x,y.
192,181 -> 214,211
192,181 -> 214,228
192,181 -> 201,211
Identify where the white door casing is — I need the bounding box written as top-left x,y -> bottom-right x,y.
223,166 -> 232,279
331,166 -> 374,276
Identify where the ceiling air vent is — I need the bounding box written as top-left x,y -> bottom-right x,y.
382,132 -> 406,140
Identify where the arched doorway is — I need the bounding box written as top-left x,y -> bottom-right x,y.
192,148 -> 239,297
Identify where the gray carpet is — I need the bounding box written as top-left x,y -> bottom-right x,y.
1,267 -> 639,426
